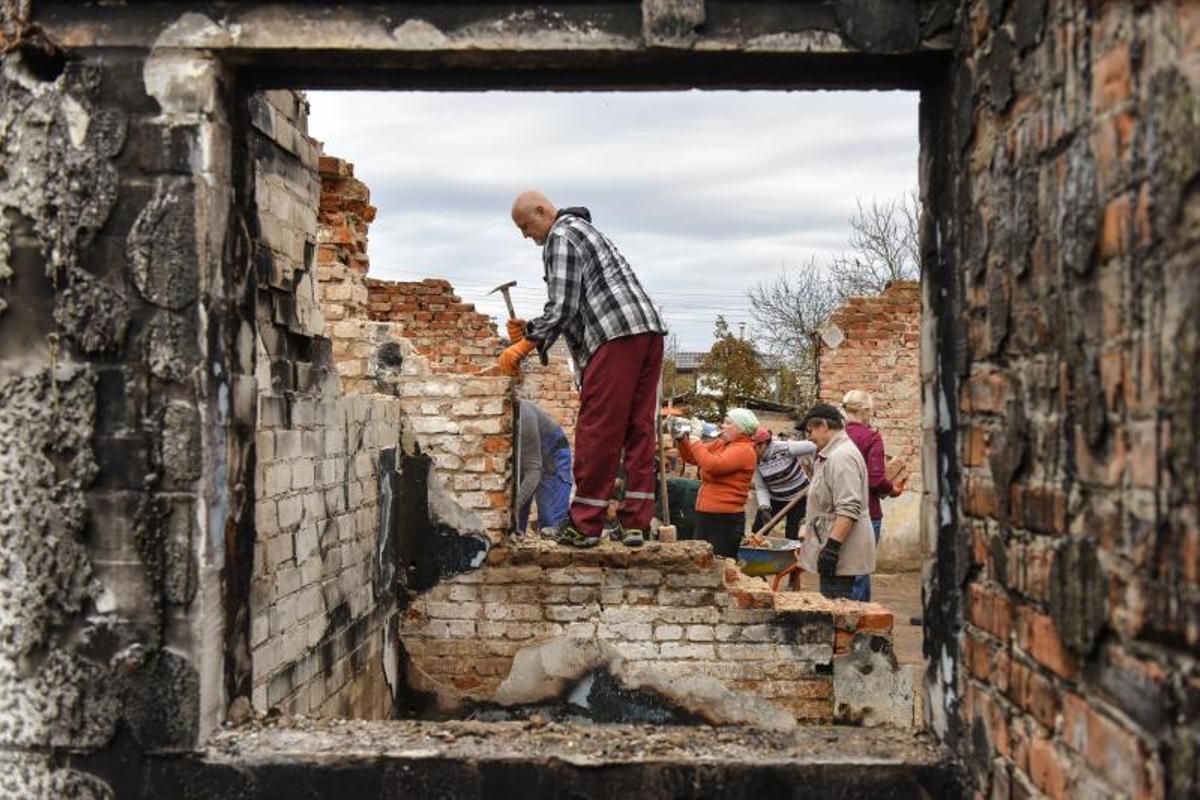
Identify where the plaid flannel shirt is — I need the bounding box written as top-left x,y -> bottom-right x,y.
525,209 -> 666,369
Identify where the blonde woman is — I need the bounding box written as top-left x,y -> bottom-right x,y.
841,390 -> 905,601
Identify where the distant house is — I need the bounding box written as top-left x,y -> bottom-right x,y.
671,349 -> 784,401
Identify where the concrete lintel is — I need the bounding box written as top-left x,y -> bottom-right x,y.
38,1 -> 954,60
153,719 -> 962,797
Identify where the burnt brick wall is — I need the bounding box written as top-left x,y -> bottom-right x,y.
400,542 -> 901,724
249,91 -> 399,719
933,3 -> 1199,797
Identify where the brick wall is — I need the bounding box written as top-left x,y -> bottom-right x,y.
816,281 -> 922,570
817,280 -> 922,492
400,541 -> 901,724
363,273 -> 579,443
365,277 -> 501,374
249,91 -> 400,718
933,3 -> 1199,797
315,151 -> 578,513
248,113 -> 589,717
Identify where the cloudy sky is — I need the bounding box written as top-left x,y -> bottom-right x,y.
307,90 -> 917,351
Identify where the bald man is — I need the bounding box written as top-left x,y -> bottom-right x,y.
501,191 -> 667,548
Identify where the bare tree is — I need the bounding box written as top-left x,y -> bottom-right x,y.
745,259 -> 839,410
746,259 -> 840,357
830,190 -> 921,300
745,189 -> 920,410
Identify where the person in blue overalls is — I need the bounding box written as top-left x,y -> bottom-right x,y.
516,400 -> 573,536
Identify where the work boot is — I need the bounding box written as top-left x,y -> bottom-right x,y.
620,528 -> 645,548
554,521 -> 600,548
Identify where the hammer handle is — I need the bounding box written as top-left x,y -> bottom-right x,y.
500,292 -> 516,319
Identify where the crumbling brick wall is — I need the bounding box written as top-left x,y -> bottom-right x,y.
931,3 -> 1199,797
363,273 -> 580,443
817,280 -> 922,569
315,152 -> 578,521
313,154 -> 514,537
400,542 -> 902,724
817,280 -> 922,491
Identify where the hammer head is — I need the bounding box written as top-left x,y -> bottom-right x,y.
487,280 -> 517,296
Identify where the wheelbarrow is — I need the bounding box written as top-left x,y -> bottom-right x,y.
736,489 -> 808,591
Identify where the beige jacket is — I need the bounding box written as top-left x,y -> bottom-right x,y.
799,429 -> 876,576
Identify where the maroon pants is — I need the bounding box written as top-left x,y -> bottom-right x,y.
570,333 -> 664,536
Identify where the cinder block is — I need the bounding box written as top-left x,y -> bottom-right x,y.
277,496 -> 303,529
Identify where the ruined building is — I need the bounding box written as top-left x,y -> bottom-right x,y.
818,279 -> 923,569
0,1 -> 1196,798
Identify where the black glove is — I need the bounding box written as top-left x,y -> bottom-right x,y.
754,507 -> 771,530
817,538 -> 842,577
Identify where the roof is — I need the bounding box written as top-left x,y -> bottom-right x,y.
673,350 -> 783,371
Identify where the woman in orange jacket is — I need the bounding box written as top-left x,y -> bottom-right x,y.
673,408 -> 759,558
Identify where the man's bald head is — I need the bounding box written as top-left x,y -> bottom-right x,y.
511,190 -> 558,246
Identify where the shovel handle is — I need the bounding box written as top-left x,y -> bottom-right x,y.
751,487 -> 808,538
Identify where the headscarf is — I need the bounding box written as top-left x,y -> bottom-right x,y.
751,427 -> 772,445
725,408 -> 760,436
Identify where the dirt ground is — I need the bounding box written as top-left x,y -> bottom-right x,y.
870,571 -> 924,668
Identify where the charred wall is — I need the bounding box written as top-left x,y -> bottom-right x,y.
0,38 -> 237,794
924,2 -> 1200,796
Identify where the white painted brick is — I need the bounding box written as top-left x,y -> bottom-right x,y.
275,430 -> 301,459
612,642 -> 659,659
251,612 -> 270,647
265,533 -> 294,566
275,563 -> 301,597
658,642 -> 716,659
264,463 -> 291,497
294,523 -> 319,563
482,603 -> 542,622
739,624 -> 773,642
425,601 -> 482,620
686,625 -> 716,642
654,624 -> 683,641
545,604 -> 599,622
547,568 -> 603,585
599,606 -> 657,625
476,621 -> 507,638
303,617 -> 326,650
296,584 -> 323,621
447,620 -> 477,638
257,430 -> 276,461
665,570 -> 723,589
255,500 -> 278,535
716,643 -> 776,661
714,624 -> 742,641
603,622 -> 653,641
252,682 -> 268,712
292,459 -> 315,490
460,418 -> 503,434
277,496 -> 303,529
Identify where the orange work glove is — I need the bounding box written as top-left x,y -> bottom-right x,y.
497,337 -> 536,376
506,318 -> 527,342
